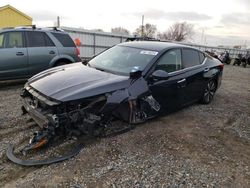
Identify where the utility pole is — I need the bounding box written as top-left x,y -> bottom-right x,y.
141,15 -> 144,37
57,16 -> 60,28
201,28 -> 204,45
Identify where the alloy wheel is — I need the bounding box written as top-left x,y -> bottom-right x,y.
203,80 -> 216,104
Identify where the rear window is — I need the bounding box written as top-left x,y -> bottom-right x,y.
52,33 -> 75,47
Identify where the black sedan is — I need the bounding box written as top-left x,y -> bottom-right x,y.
20,41 -> 223,150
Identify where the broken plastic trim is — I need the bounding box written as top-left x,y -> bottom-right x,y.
23,85 -> 61,106
6,143 -> 84,166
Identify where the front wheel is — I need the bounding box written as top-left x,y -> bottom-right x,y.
201,79 -> 217,104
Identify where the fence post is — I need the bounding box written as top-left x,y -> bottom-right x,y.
93,33 -> 96,56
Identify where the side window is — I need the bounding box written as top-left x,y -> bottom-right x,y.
27,31 -> 55,47
4,32 -> 24,48
0,33 -> 3,48
44,33 -> 55,46
155,49 -> 182,73
199,52 -> 205,63
182,49 -> 200,68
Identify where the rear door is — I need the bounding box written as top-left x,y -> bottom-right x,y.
178,48 -> 206,105
0,31 -> 28,80
25,31 -> 58,75
50,32 -> 80,62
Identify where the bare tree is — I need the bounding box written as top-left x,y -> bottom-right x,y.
158,22 -> 194,41
111,27 -> 130,35
134,23 -> 157,38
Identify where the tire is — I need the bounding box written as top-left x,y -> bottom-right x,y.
201,79 -> 217,104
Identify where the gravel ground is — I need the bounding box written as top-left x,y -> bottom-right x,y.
0,65 -> 249,188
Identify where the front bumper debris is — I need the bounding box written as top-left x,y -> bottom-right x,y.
6,143 -> 84,166
22,97 -> 50,128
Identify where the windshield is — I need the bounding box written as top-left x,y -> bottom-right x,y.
88,45 -> 158,75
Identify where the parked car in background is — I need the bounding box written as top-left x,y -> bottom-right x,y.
0,26 -> 81,81
204,50 -> 219,59
233,53 -> 243,66
218,51 -> 231,64
242,51 -> 250,68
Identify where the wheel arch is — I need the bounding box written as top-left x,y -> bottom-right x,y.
49,55 -> 75,67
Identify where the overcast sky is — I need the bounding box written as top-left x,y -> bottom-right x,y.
2,0 -> 250,46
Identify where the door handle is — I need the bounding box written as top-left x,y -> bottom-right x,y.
16,52 -> 24,56
177,78 -> 186,84
204,67 -> 210,72
49,51 -> 55,55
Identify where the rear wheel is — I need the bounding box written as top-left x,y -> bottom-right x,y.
201,79 -> 217,104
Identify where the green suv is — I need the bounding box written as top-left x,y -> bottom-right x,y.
0,27 -> 81,81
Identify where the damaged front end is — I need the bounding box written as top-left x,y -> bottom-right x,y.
8,71 -> 160,166
22,76 -> 160,145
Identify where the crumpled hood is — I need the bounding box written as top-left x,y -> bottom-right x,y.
28,63 -> 130,101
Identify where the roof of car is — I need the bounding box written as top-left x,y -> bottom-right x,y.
119,41 -> 189,52
0,27 -> 65,34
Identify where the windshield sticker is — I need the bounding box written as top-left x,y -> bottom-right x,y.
140,50 -> 158,56
131,66 -> 141,72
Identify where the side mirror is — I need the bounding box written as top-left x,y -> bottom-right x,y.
129,70 -> 142,79
151,70 -> 169,80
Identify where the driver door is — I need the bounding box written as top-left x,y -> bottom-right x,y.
0,31 -> 28,80
148,49 -> 183,113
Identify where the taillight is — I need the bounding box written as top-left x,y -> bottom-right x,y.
75,47 -> 80,57
219,64 -> 224,70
